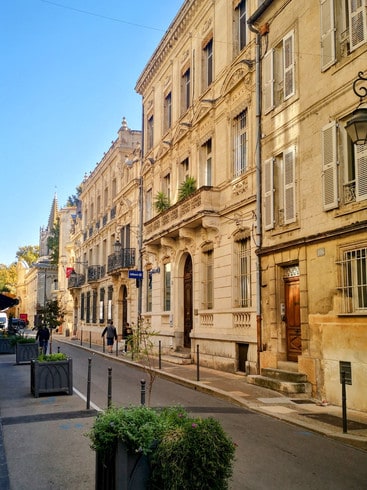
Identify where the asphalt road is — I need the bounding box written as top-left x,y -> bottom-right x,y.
55,340 -> 367,490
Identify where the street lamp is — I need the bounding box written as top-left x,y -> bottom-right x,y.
345,71 -> 367,145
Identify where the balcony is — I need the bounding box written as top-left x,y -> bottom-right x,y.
144,186 -> 219,244
107,248 -> 136,274
87,265 -> 105,283
67,273 -> 85,289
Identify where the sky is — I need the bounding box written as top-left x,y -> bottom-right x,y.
0,0 -> 184,266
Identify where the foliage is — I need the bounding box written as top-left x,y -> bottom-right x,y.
37,352 -> 67,362
9,335 -> 36,346
154,191 -> 170,213
178,176 -> 197,201
0,263 -> 17,293
66,186 -> 82,207
47,219 -> 60,265
88,406 -> 236,489
42,299 -> 65,329
16,245 -> 39,266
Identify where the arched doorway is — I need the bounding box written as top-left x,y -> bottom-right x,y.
118,285 -> 128,338
183,255 -> 193,348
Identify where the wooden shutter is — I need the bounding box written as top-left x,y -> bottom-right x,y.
321,122 -> 339,210
283,147 -> 296,224
263,50 -> 274,113
349,0 -> 367,51
355,143 -> 367,201
283,31 -> 295,100
264,158 -> 274,230
320,0 -> 336,70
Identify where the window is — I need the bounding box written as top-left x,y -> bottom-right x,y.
163,173 -> 171,202
263,30 -> 295,113
320,0 -> 367,71
181,68 -> 191,113
99,288 -> 105,323
81,293 -> 85,321
203,38 -> 213,89
339,246 -> 367,313
236,238 -> 251,308
203,249 -> 213,309
147,114 -> 154,150
92,290 -> 97,324
180,158 -> 190,185
321,122 -> 367,210
145,188 -> 152,221
164,92 -> 172,133
120,225 -> 131,249
234,0 -> 247,53
233,110 -> 247,177
202,138 -> 212,186
263,147 -> 296,230
86,291 -> 91,323
164,263 -> 171,311
146,271 -> 152,312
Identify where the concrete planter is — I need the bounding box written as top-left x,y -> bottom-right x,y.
31,358 -> 73,397
0,338 -> 15,354
16,342 -> 39,364
95,441 -> 150,490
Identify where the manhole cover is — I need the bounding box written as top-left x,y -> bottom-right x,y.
301,413 -> 367,430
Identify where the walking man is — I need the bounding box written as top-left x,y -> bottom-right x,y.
102,320 -> 117,353
36,325 -> 50,355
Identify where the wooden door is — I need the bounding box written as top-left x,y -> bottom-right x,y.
284,277 -> 301,362
183,255 -> 193,348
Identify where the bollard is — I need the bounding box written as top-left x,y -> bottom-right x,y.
196,344 -> 200,382
158,340 -> 162,370
86,358 -> 92,410
107,367 -> 112,408
342,371 -> 348,433
89,331 -> 92,349
116,339 -> 118,357
140,379 -> 146,406
57,346 -> 60,353
80,330 -> 83,346
102,337 -> 105,353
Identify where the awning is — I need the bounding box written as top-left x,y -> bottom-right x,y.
0,294 -> 19,311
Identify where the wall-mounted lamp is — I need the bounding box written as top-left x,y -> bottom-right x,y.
345,71 -> 367,145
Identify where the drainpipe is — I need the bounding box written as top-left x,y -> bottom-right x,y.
247,1 -> 273,374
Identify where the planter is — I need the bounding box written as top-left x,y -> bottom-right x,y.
96,441 -> 150,490
0,337 -> 15,354
16,342 -> 39,364
30,358 -> 73,397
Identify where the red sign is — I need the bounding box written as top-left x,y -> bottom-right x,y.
66,267 -> 75,278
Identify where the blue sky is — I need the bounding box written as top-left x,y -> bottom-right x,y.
0,0 -> 183,266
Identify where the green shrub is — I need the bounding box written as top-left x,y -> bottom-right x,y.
37,353 -> 67,362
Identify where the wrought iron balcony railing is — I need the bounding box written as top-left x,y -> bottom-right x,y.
67,273 -> 85,289
87,265 -> 105,283
107,248 -> 136,274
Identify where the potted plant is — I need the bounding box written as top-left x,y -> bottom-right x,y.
31,352 -> 73,397
0,333 -> 16,354
14,336 -> 39,364
177,175 -> 196,201
154,191 -> 170,213
89,405 -> 236,490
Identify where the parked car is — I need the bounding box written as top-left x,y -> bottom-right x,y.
8,318 -> 26,334
0,312 -> 8,333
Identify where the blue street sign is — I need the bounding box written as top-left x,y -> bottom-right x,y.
128,270 -> 143,279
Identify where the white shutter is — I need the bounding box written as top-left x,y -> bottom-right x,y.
283,31 -> 295,100
349,0 -> 367,51
321,122 -> 339,210
355,143 -> 367,201
283,147 -> 296,224
264,158 -> 274,230
263,50 -> 274,113
320,0 -> 336,70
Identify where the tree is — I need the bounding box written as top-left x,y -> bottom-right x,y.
16,245 -> 39,266
42,299 -> 64,330
47,220 -> 60,265
0,263 -> 17,293
66,185 -> 82,207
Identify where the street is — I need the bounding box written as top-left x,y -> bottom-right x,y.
55,340 -> 367,490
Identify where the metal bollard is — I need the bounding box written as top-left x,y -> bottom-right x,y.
107,367 -> 112,408
158,340 -> 162,370
196,344 -> 200,382
116,339 -> 118,357
57,346 -> 60,353
86,358 -> 92,410
140,379 -> 146,406
80,330 -> 83,346
342,371 -> 348,433
102,337 -> 105,353
89,331 -> 92,348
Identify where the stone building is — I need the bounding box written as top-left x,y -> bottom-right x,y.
249,0 -> 367,410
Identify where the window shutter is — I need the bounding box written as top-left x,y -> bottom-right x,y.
283,147 -> 296,224
263,50 -> 274,113
349,0 -> 367,51
321,122 -> 339,210
355,143 -> 367,201
283,31 -> 295,100
320,0 -> 336,70
264,158 -> 274,230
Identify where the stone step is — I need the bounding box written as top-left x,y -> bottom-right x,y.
261,368 -> 308,383
247,374 -> 311,395
162,354 -> 193,365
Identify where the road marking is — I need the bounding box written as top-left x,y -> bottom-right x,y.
73,387 -> 102,412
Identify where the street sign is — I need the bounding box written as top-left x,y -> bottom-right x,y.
128,270 -> 143,279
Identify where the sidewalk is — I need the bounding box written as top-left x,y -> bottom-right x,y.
0,337 -> 366,490
64,336 -> 367,450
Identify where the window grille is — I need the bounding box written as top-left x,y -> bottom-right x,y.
338,247 -> 367,313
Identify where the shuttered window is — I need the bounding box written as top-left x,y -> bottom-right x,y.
321,122 -> 339,210
283,32 -> 295,100
320,0 -> 336,70
264,158 -> 274,230
283,147 -> 296,224
355,143 -> 367,201
349,0 -> 367,51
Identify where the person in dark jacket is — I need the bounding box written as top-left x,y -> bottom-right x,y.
102,320 -> 117,353
36,326 -> 50,355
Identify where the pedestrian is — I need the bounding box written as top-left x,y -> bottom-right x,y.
102,320 -> 117,353
36,325 -> 50,355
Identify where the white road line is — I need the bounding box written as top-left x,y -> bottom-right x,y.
73,387 -> 102,412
